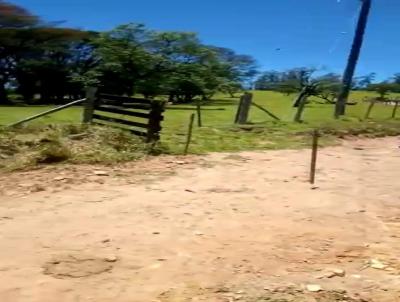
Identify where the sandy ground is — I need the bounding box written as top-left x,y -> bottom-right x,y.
0,137 -> 400,302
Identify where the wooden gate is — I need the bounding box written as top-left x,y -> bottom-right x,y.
83,89 -> 165,142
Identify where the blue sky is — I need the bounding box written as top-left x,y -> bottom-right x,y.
12,0 -> 399,80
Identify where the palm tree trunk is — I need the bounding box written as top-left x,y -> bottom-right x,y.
335,0 -> 372,118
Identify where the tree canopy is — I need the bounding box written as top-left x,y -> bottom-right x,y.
0,2 -> 258,104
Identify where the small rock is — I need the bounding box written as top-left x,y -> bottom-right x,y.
104,255 -> 118,262
101,239 -> 111,243
31,185 -> 45,192
311,186 -> 319,190
316,272 -> 335,279
351,274 -> 362,279
152,232 -> 160,235
175,161 -> 186,165
194,231 -> 204,236
0,216 -> 13,220
331,268 -> 346,277
306,284 -> 322,292
94,170 -> 109,176
54,176 -> 66,181
370,259 -> 386,270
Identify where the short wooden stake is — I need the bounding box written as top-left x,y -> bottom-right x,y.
310,130 -> 319,184
391,101 -> 399,119
196,100 -> 202,127
364,100 -> 375,119
184,113 -> 195,155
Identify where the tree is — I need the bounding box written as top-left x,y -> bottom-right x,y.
0,1 -> 38,28
277,67 -> 316,97
0,1 -> 91,104
335,0 -> 372,117
313,73 -> 342,104
354,72 -> 376,89
367,82 -> 398,99
87,25 -> 257,102
16,28 -> 90,103
392,73 -> 400,85
254,71 -> 282,90
219,81 -> 242,98
0,1 -> 39,103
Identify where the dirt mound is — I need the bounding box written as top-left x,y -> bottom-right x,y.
42,254 -> 116,279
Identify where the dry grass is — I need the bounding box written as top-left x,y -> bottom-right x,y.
0,124 -> 163,171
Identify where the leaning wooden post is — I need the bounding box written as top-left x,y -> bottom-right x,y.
82,87 -> 97,123
8,98 -> 85,128
391,101 -> 399,119
234,96 -> 244,123
196,99 -> 202,127
235,92 -> 253,124
310,130 -> 319,185
364,100 -> 375,119
184,113 -> 196,155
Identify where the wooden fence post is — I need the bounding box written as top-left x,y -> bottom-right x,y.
310,130 -> 319,184
147,101 -> 165,142
364,100 -> 375,119
82,87 -> 97,123
391,101 -> 399,119
196,99 -> 202,127
235,92 -> 253,124
234,96 -> 244,123
184,113 -> 195,155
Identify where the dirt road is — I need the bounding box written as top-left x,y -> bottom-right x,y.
0,137 -> 400,302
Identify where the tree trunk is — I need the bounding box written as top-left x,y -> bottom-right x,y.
335,0 -> 372,118
0,80 -> 10,105
293,87 -> 307,107
294,95 -> 308,122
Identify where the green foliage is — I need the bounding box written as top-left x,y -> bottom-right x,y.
0,2 -> 258,105
367,82 -> 400,99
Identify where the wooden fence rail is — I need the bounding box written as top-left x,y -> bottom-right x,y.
8,98 -> 86,128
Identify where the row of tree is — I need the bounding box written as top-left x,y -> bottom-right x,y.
1,1 -> 398,107
255,68 -> 400,103
0,1 -> 257,104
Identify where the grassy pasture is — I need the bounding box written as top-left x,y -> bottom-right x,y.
0,90 -> 400,166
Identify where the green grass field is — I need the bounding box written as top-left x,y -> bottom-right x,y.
1,90 -> 400,156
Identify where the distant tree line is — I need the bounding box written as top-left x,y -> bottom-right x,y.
254,68 -> 400,102
0,1 -> 257,104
